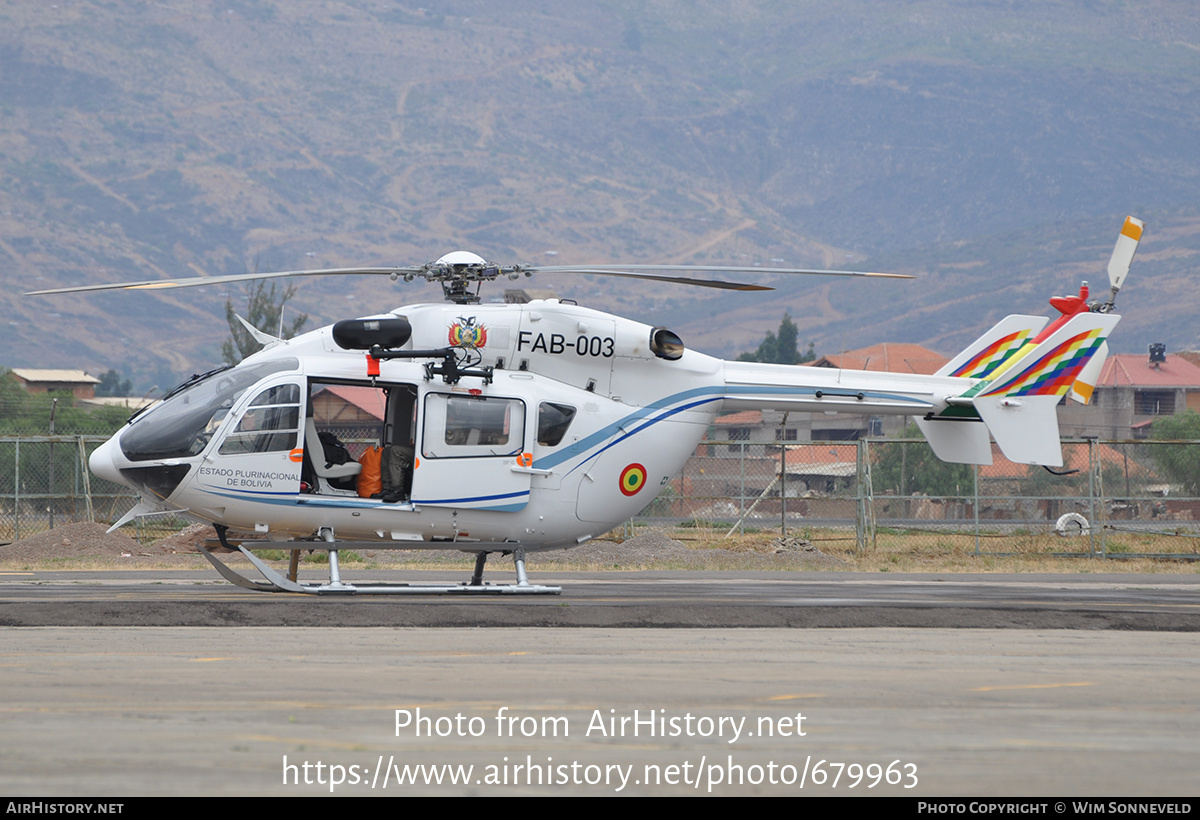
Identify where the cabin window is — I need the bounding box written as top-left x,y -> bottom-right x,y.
219,383 -> 301,455
422,394 -> 525,459
537,402 -> 576,447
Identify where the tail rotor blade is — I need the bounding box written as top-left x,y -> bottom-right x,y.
1107,215 -> 1144,295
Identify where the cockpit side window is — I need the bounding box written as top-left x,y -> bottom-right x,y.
120,359 -> 299,462
537,402 -> 577,447
250,384 -> 301,407
219,383 -> 302,455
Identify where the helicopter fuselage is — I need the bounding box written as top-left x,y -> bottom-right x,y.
91,298 -> 976,551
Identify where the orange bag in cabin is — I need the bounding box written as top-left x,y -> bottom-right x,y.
357,446 -> 383,497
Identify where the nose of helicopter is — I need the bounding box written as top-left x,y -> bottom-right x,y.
88,436 -> 126,487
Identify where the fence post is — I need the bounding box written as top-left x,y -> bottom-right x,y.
1086,438 -> 1097,556
47,436 -> 54,530
13,438 -> 19,542
780,442 -> 787,537
856,438 -> 874,552
1093,438 -> 1107,557
77,436 -> 94,523
856,439 -> 864,552
973,463 -> 980,555
738,441 -> 745,536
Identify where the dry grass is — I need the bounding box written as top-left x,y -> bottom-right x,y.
692,525 -> 1200,574
2,521 -> 1197,574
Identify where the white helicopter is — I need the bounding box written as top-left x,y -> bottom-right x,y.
28,217 -> 1143,595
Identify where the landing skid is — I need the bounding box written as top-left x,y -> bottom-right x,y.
198,539 -> 561,596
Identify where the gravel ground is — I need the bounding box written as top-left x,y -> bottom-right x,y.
1,521 -> 149,562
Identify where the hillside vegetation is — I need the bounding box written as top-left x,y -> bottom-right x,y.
2,1 -> 1198,385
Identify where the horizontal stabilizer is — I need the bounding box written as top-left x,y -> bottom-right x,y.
913,416 -> 992,465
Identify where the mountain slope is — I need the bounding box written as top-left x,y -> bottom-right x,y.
1,1 -> 1197,384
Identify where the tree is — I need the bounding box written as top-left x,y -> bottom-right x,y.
95,369 -> 132,397
872,422 -> 973,497
1149,410 -> 1200,495
222,280 -> 308,365
737,314 -> 815,365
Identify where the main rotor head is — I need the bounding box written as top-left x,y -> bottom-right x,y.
412,251 -> 532,304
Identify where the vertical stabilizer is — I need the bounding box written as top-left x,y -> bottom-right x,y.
970,313 -> 1120,466
937,315 -> 1048,380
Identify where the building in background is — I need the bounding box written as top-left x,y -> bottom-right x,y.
1059,348 -> 1200,439
8,370 -> 101,400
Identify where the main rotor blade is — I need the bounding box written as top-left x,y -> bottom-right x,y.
530,264 -> 914,280
26,259 -> 912,297
25,266 -> 419,295
538,269 -> 773,290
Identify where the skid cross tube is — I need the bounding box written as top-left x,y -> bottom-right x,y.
200,531 -> 560,595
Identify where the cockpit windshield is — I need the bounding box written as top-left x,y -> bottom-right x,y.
120,358 -> 300,462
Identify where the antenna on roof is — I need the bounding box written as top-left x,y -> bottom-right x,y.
1149,343 -> 1166,370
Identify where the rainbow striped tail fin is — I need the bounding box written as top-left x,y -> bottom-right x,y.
935,315 -> 1047,380
968,312 -> 1120,466
918,312 -> 1120,467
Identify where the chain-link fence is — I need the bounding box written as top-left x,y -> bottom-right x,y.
618,439 -> 866,548
4,434 -> 1199,558
0,435 -> 187,544
628,438 -> 1200,558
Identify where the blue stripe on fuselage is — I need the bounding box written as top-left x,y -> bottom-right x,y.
532,383 -> 926,473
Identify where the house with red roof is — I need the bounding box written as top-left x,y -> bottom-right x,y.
812,343 -> 948,376
1059,349 -> 1200,439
